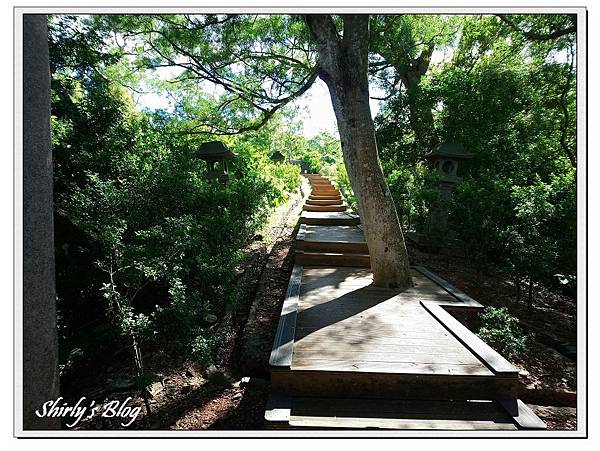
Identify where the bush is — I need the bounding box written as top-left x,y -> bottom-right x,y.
269,162 -> 301,196
50,56 -> 307,381
335,163 -> 357,210
300,148 -> 323,173
190,332 -> 222,366
477,307 -> 529,359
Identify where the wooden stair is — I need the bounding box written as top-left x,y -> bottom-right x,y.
266,395 -> 545,430
303,204 -> 348,212
306,198 -> 343,206
309,194 -> 342,200
300,211 -> 360,226
295,250 -> 371,267
296,224 -> 369,254
266,174 -> 546,431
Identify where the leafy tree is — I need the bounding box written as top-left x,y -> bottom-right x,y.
373,14 -> 577,302
49,15 -> 308,407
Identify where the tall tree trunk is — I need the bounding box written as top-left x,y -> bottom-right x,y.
22,14 -> 60,429
306,15 -> 412,290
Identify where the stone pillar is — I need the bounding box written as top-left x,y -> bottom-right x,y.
22,14 -> 60,430
428,180 -> 455,238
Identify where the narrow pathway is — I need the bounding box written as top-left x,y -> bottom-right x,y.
265,174 -> 546,431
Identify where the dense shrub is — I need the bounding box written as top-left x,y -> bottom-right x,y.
477,307 -> 529,359
50,20 -> 304,381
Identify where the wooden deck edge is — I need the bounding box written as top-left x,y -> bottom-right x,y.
497,399 -> 547,430
296,224 -> 306,242
421,301 -> 519,376
414,266 -> 483,308
269,264 -> 303,368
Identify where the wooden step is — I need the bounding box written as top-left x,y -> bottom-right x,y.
300,211 -> 360,226
265,395 -> 544,430
309,194 -> 342,200
303,204 -> 347,212
306,199 -> 343,206
296,224 -> 369,254
311,188 -> 339,194
272,366 -> 518,402
295,250 -> 371,267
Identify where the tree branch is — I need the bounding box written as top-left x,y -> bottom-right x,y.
305,14 -> 341,76
496,14 -> 576,41
175,69 -> 319,136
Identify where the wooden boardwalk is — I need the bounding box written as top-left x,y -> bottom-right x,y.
294,268 -> 492,376
266,174 -> 546,431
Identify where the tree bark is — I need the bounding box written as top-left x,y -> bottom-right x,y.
306,15 -> 412,290
22,14 -> 60,429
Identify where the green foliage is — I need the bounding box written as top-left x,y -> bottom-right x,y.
384,162 -> 440,233
300,149 -> 323,173
190,332 -> 223,366
269,163 -> 302,196
477,307 -> 529,359
299,131 -> 342,174
335,163 -> 356,210
49,16 -> 309,382
374,14 -> 577,292
91,14 -> 317,135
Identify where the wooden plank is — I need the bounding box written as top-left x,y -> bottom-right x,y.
306,198 -> 343,206
289,416 -> 517,430
303,204 -> 348,212
272,369 -> 517,401
293,342 -> 472,353
295,316 -> 460,333
301,265 -> 372,279
309,194 -> 342,200
291,359 -> 493,376
292,351 -> 485,365
269,264 -> 302,368
414,266 -> 483,308
298,224 -> 366,244
294,327 -> 455,341
295,251 -> 371,267
296,224 -> 369,254
294,335 -> 458,347
421,302 -> 519,375
300,211 -> 360,226
292,398 -> 506,417
497,399 -> 547,429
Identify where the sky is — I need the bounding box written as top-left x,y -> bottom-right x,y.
136,76 -> 369,139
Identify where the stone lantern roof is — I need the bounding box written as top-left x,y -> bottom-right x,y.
270,150 -> 285,162
196,141 -> 238,161
425,143 -> 473,161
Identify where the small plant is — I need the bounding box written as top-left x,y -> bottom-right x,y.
190,332 -> 222,367
477,307 -> 529,359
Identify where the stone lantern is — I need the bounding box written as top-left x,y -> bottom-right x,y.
197,140 -> 237,183
425,143 -> 472,237
270,150 -> 285,163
